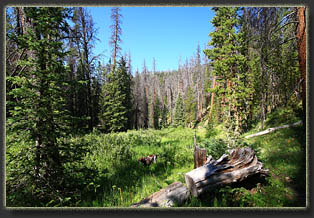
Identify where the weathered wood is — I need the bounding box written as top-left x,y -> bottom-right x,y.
193,132 -> 207,169
245,121 -> 302,139
194,146 -> 207,169
185,147 -> 269,197
130,182 -> 190,207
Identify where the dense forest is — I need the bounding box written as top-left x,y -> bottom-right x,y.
6,7 -> 306,207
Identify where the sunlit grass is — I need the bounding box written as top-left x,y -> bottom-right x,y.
6,106 -> 306,207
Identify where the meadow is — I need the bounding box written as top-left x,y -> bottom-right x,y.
6,107 -> 306,207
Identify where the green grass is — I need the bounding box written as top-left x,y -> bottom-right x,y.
6,107 -> 306,207
241,125 -> 306,207
34,127 -> 196,207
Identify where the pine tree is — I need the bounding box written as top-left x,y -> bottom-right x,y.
71,7 -> 99,131
148,89 -> 161,129
160,96 -> 169,128
244,7 -> 301,129
99,57 -> 132,132
204,7 -> 251,146
7,7 -> 71,193
173,93 -> 185,127
153,96 -> 161,129
203,65 -> 212,108
148,93 -> 154,129
184,86 -> 197,127
133,70 -> 141,129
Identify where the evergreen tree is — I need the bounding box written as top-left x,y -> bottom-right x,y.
148,93 -> 154,129
203,65 -> 212,108
153,96 -> 161,129
99,57 -> 132,132
133,70 -> 142,129
245,7 -> 301,128
204,7 -> 252,146
173,93 -> 185,127
184,86 -> 197,127
148,90 -> 161,129
160,96 -> 169,128
7,7 -> 71,196
71,7 -> 99,131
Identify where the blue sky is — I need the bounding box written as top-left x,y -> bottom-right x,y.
88,7 -> 215,72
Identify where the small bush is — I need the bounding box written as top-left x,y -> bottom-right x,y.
200,138 -> 228,160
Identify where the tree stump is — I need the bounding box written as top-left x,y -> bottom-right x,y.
130,182 -> 190,207
194,146 -> 207,169
185,147 -> 269,197
193,131 -> 207,168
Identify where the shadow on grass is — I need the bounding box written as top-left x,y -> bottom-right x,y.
79,139 -> 184,206
182,125 -> 306,208
261,125 -> 306,207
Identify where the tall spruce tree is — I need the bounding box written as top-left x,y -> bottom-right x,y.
173,93 -> 185,127
7,7 -> 71,195
99,57 -> 132,132
204,7 -> 252,146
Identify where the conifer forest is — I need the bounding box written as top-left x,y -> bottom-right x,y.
5,7 -> 307,208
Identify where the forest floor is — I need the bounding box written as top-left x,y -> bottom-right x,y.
6,107 -> 306,207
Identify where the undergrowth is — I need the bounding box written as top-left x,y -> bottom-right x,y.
6,107 -> 306,207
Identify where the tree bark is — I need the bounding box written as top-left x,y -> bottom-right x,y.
194,146 -> 207,169
193,132 -> 206,168
130,182 -> 189,207
208,76 -> 216,118
296,7 -> 306,119
185,147 -> 269,197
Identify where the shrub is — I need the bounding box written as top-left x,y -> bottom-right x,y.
264,107 -> 300,128
200,138 -> 228,160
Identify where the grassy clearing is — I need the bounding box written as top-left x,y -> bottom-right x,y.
78,127 -> 206,207
6,108 -> 306,207
6,127 -> 206,207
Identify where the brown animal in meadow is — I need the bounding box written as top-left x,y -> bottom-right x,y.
138,154 -> 157,167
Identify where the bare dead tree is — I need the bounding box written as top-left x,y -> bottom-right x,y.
109,7 -> 123,71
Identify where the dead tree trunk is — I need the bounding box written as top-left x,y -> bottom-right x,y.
244,121 -> 302,139
192,104 -> 211,128
194,146 -> 207,169
208,75 -> 216,118
185,147 -> 269,197
296,7 -> 306,121
130,182 -> 190,207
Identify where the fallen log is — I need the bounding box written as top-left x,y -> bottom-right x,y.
192,105 -> 211,128
130,182 -> 190,207
185,147 -> 269,197
244,120 -> 302,139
